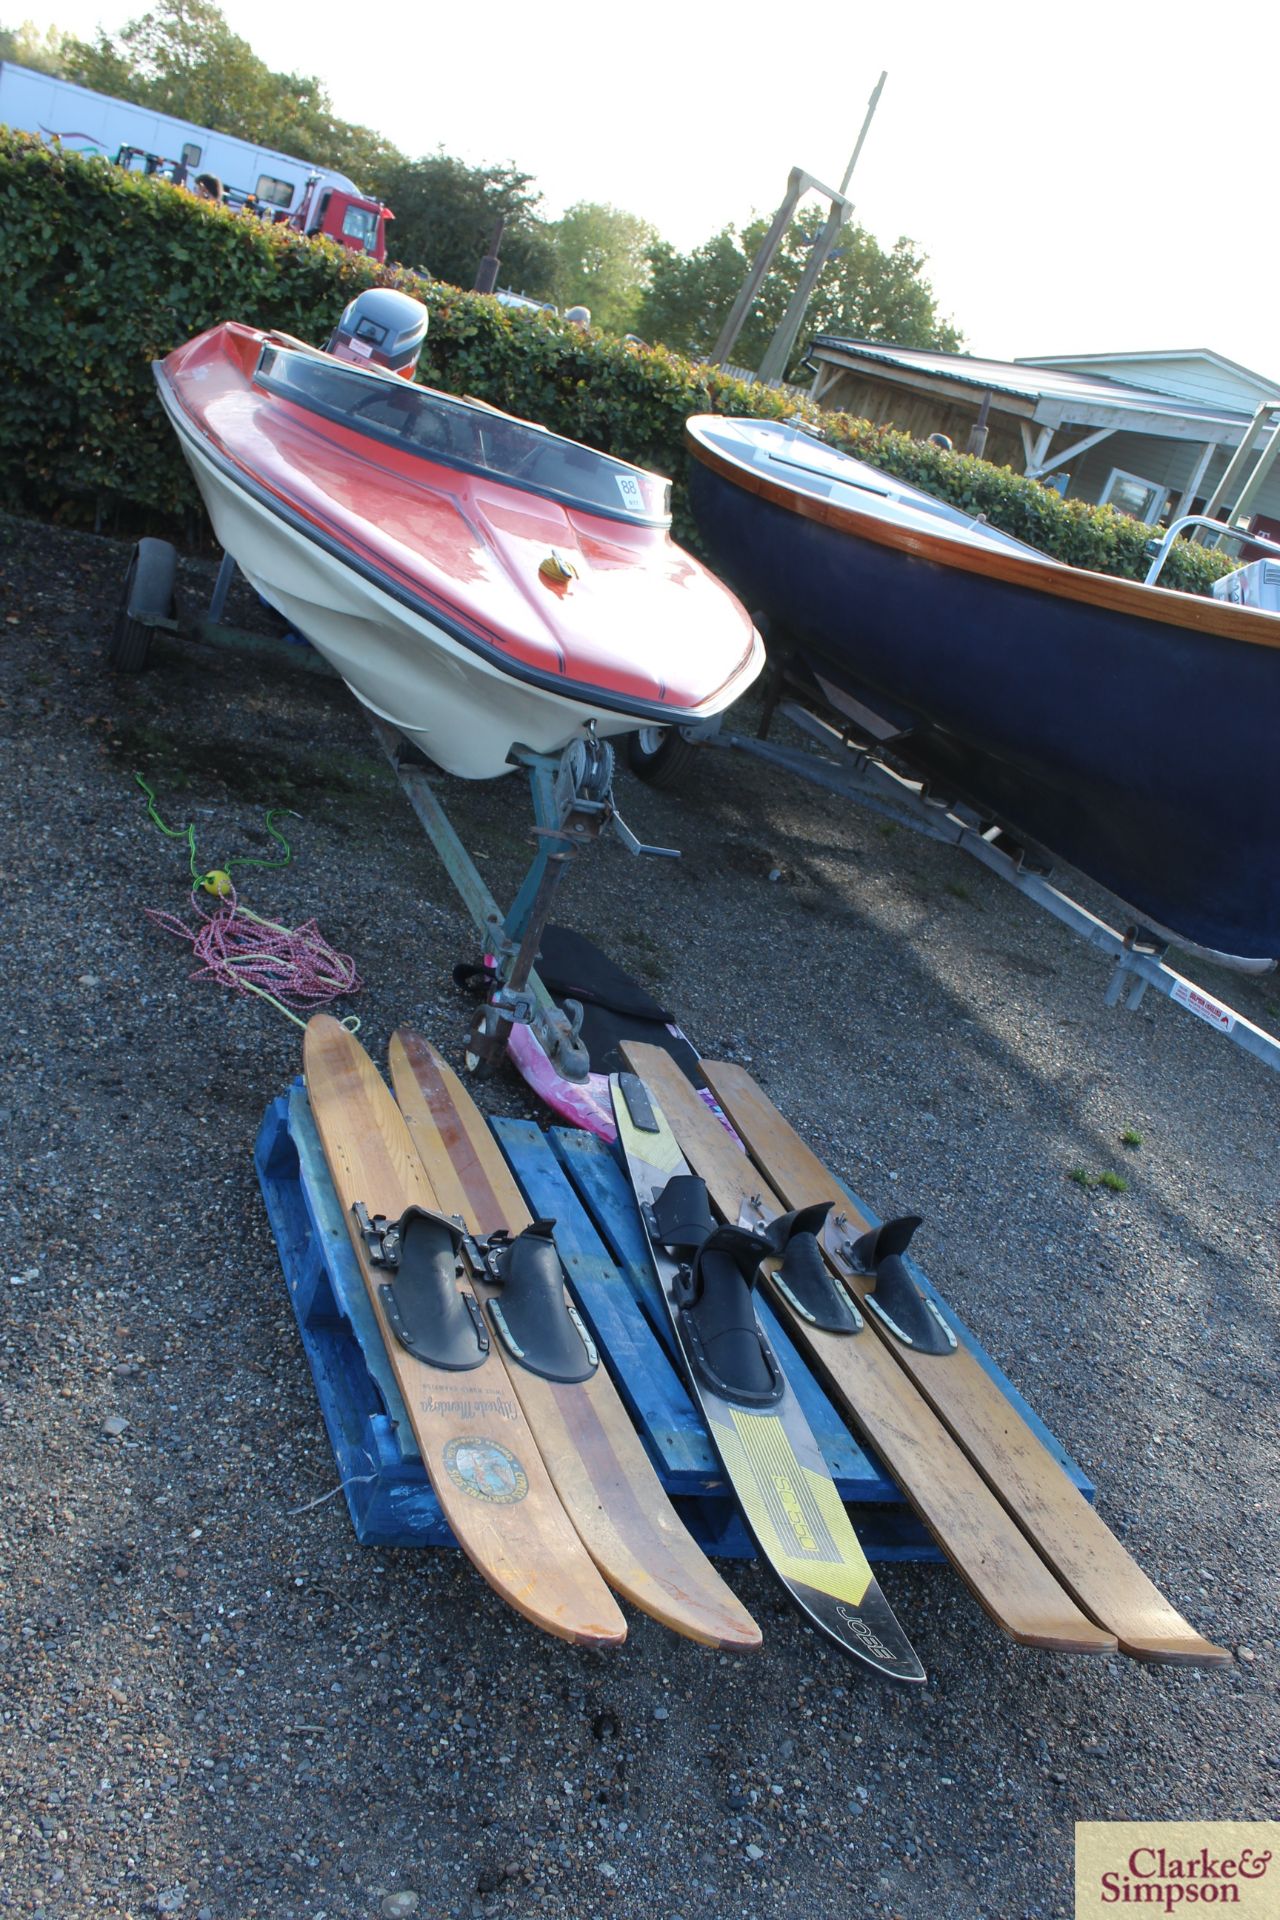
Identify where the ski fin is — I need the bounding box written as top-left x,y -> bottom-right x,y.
765,1202 -> 864,1335
649,1174 -> 783,1407
358,1203 -> 491,1371
476,1221 -> 600,1384
846,1215 -> 957,1355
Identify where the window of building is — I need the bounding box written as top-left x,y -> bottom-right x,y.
1100,468 -> 1168,524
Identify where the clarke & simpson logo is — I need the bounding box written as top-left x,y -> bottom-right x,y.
1076,1824 -> 1278,1919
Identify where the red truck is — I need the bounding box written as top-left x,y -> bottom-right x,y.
0,60 -> 393,260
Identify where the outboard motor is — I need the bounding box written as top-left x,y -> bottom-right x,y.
326,288 -> 428,380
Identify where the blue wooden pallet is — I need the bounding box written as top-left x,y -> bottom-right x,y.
255,1080 -> 1092,1560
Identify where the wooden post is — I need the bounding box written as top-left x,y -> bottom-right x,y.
711,170 -> 806,368
1198,401 -> 1273,537
1226,410 -> 1280,531
1022,424 -> 1055,478
756,197 -> 849,385
473,217 -> 505,294
1173,440 -> 1217,520
965,391 -> 992,459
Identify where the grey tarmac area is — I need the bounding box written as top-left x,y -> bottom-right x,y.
0,508 -> 1276,1920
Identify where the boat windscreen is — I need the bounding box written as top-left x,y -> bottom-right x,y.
254,346 -> 671,526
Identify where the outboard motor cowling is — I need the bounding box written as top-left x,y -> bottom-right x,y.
326,288 -> 428,380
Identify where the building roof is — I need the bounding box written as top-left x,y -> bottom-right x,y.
1017,347 -> 1280,397
808,337 -> 1280,445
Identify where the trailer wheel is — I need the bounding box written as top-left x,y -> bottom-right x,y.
109,538 -> 177,672
625,725 -> 700,789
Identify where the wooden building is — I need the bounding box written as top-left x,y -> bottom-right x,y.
807,340 -> 1280,536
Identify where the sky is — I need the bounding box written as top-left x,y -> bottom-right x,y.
10,0 -> 1280,381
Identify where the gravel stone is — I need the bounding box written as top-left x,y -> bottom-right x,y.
0,510 -> 1275,1920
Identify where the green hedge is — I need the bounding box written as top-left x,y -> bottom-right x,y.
0,131 -> 1237,595
815,423 -> 1239,593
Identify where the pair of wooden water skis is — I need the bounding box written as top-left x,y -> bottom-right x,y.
303,1014 -> 760,1651
390,1032 -> 931,1681
619,1042 -> 1229,1669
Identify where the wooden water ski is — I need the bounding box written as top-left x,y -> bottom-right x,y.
692,1055 -> 1232,1670
302,1015 -> 626,1648
389,1028 -> 762,1651
620,1043 -> 1123,1659
613,1071 -> 925,1685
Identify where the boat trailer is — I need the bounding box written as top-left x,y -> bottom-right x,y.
117,544 -> 1278,1084
720,696 -> 1280,1078
364,716 -> 677,1087
199,550 -> 679,1092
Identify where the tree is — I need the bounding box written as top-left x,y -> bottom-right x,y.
0,18 -> 75,73
57,0 -> 403,184
815,225 -> 963,353
370,151 -> 556,293
549,202 -> 655,335
65,0 -> 272,133
636,206 -> 962,372
637,229 -> 753,361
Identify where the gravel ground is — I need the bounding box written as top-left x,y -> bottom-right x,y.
1,510 -> 1276,1920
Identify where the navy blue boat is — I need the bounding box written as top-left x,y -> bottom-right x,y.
686,415 -> 1280,963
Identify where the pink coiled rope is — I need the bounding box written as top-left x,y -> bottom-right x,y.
146,884 -> 362,1027
136,776 -> 362,1029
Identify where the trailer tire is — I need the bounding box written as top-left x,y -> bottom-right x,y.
625,725 -> 700,789
109,539 -> 177,672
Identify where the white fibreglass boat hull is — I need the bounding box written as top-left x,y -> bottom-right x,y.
173,430 -> 730,781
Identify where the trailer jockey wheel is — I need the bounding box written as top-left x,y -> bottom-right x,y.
625,725 -> 700,789
109,539 -> 177,672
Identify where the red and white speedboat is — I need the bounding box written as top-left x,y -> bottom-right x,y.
154,320 -> 764,778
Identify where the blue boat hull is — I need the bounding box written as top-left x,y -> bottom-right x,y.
688,459 -> 1280,961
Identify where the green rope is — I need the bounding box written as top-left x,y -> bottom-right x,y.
135,775 -> 361,1036
208,971 -> 361,1034
134,774 -> 299,892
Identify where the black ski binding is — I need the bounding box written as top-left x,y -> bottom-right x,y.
353,1201 -> 401,1267
475,1221 -> 599,1384
650,1174 -> 784,1407
845,1215 -> 956,1355
354,1202 -> 490,1371
751,1199 -> 863,1335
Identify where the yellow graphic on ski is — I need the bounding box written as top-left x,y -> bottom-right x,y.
612,1069 -> 924,1685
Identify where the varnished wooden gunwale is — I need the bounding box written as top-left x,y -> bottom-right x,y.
302,1014 -> 627,1648
685,429 -> 1280,653
695,1055 -> 1232,1670
388,1028 -> 763,1651
619,1043 -> 1119,1658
